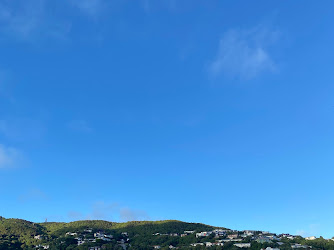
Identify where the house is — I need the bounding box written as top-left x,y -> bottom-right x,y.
77,239 -> 85,245
280,234 -> 296,240
89,247 -> 101,250
263,248 -> 279,250
244,230 -> 257,235
86,238 -> 96,242
34,235 -> 48,240
35,245 -> 49,249
94,232 -> 113,241
256,236 -> 272,243
34,235 -> 42,240
280,234 -> 292,238
214,229 -> 227,236
222,238 -> 242,242
234,243 -> 251,248
65,232 -> 77,236
205,242 -> 213,247
227,234 -> 238,239
153,246 -> 161,249
291,244 -> 308,249
190,243 -> 204,246
184,231 -> 195,234
267,235 -> 280,241
94,232 -> 104,238
305,236 -> 316,240
196,231 -> 212,238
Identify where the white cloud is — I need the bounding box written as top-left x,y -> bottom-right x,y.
0,144 -> 20,168
209,24 -> 279,80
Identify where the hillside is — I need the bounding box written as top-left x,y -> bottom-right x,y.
0,217 -> 218,249
0,216 -> 333,249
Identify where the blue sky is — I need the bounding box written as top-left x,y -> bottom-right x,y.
0,0 -> 334,238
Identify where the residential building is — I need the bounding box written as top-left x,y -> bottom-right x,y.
291,244 -> 308,249
206,242 -> 213,247
196,231 -> 212,238
234,243 -> 251,248
228,234 -> 238,239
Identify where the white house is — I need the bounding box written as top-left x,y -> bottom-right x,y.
205,242 -> 213,247
291,244 -> 308,249
234,243 -> 251,248
190,243 -> 204,246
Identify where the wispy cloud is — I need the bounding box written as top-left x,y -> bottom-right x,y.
0,144 -> 20,168
141,0 -> 178,13
0,0 -> 43,39
0,0 -> 70,41
67,201 -> 150,222
296,224 -> 320,237
68,201 -> 119,221
70,0 -> 106,18
67,119 -> 93,133
120,207 -> 150,222
209,24 -> 279,80
0,118 -> 46,141
87,201 -> 119,220
67,211 -> 83,220
0,70 -> 8,97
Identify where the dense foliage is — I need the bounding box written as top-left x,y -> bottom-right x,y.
1,216 -> 334,249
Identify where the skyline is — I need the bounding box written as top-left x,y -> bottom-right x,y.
0,0 -> 334,238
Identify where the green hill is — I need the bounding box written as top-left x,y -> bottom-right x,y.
1,216 -> 333,250
0,217 -> 222,249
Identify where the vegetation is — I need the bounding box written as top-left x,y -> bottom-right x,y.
1,216 -> 334,249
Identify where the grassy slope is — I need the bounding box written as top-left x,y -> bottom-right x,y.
0,218 -> 45,236
39,220 -> 224,236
